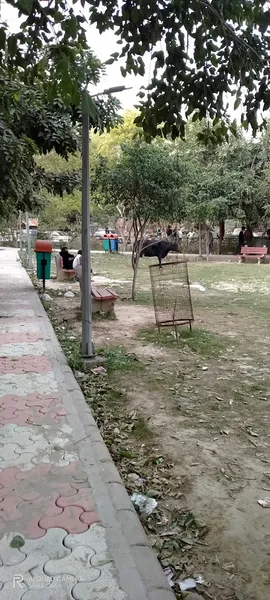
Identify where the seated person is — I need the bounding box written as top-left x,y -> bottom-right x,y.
59,246 -> 74,270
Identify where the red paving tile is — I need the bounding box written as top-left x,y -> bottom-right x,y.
39,506 -> 90,533
80,511 -> 100,526
0,332 -> 42,344
0,355 -> 52,374
56,488 -> 95,512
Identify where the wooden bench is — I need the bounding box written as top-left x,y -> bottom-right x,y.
55,254 -> 76,282
239,246 -> 268,264
91,287 -> 118,313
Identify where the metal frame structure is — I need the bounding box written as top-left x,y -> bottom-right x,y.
149,260 -> 194,333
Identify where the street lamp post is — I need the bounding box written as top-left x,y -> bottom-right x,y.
26,212 -> 33,269
81,110 -> 92,357
81,86 -> 130,359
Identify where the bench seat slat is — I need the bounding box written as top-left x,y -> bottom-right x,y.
91,287 -> 118,301
240,246 -> 267,256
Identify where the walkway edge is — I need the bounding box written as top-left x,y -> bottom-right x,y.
26,270 -> 175,600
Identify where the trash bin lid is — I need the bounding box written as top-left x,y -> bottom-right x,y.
35,240 -> 53,253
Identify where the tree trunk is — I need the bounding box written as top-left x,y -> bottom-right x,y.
205,227 -> 209,260
131,260 -> 139,301
131,238 -> 141,301
131,218 -> 148,301
218,219 -> 225,254
198,222 -> 202,255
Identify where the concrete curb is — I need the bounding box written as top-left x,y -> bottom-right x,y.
22,267 -> 176,600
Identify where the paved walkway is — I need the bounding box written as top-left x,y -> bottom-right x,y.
0,248 -> 173,600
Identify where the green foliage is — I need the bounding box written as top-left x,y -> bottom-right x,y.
1,1 -> 270,143
96,140 -> 186,224
137,327 -> 226,358
0,41 -> 121,217
100,347 -> 140,372
91,110 -> 141,165
95,139 -> 187,298
89,0 -> 270,142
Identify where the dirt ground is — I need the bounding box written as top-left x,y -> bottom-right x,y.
43,259 -> 270,600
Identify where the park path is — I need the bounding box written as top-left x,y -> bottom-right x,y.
0,247 -> 173,600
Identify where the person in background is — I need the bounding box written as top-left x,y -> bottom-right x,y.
59,246 -> 74,270
238,226 -> 246,253
208,229 -> 214,254
187,228 -> 195,247
73,249 -> 82,275
172,227 -> 177,240
156,225 -> 162,238
166,224 -> 173,238
73,250 -> 93,280
244,225 -> 253,246
73,250 -> 82,306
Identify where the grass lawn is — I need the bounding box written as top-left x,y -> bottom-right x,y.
42,254 -> 270,600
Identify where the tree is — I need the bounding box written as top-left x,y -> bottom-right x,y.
91,110 -> 141,247
97,141 -> 187,299
0,43 -> 122,217
91,110 -> 141,163
174,123 -> 270,253
2,2 -> 270,142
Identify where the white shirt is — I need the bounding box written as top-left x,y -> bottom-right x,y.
73,254 -> 82,269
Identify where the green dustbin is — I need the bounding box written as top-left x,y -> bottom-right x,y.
36,252 -> 52,279
103,236 -> 110,251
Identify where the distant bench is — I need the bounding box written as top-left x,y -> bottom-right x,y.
55,254 -> 75,282
239,246 -> 268,264
91,287 -> 118,313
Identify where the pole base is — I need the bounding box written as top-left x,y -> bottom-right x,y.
83,355 -> 107,372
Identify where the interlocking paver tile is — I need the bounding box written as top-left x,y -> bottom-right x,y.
0,372 -> 58,397
24,395 -> 60,408
44,546 -> 99,582
0,497 -> 23,521
64,524 -> 107,553
72,569 -> 127,600
0,532 -> 26,566
0,466 -> 21,488
0,424 -> 48,446
15,463 -> 52,481
0,580 -> 28,599
56,488 -> 95,512
0,445 -> 36,470
80,511 -> 100,526
0,314 -> 33,326
0,551 -> 50,583
0,400 -> 30,411
21,578 -> 74,600
0,355 -> 52,374
0,342 -> 47,356
21,528 -> 70,560
39,506 -> 91,534
39,405 -> 67,417
0,423 -> 76,470
0,310 -> 34,318
31,452 -> 77,468
0,466 -> 87,538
